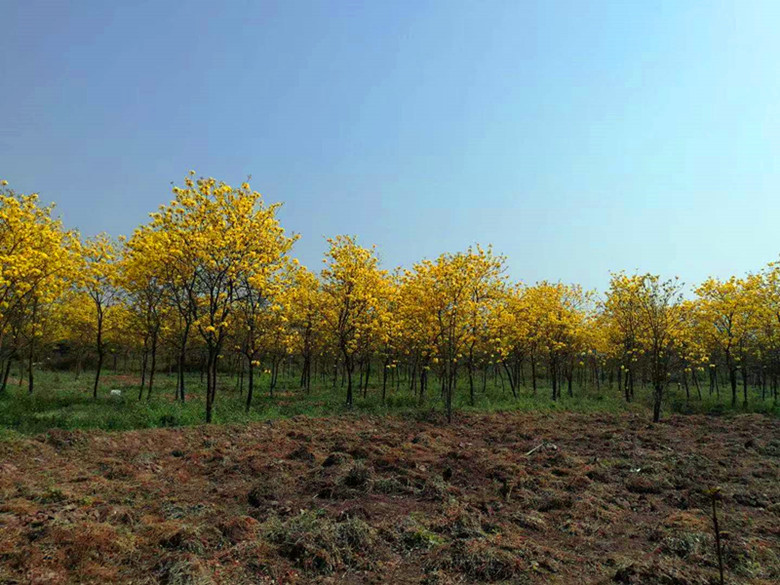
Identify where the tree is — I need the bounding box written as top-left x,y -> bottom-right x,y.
285,265 -> 326,394
631,274 -> 684,422
321,236 -> 387,408
144,172 -> 296,422
0,182 -> 78,392
525,282 -> 588,401
696,277 -> 760,407
121,232 -> 168,400
398,246 -> 506,421
603,273 -> 644,402
80,234 -> 121,398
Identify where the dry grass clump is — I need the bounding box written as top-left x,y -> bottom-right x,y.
341,461 -> 373,489
396,515 -> 447,551
262,509 -> 376,574
425,536 -> 529,582
156,554 -> 214,585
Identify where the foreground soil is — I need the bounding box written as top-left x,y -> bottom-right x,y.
0,412 -> 778,585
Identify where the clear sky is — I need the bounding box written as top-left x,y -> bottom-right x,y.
2,1 -> 779,291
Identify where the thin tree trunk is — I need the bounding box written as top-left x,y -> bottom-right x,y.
27,347 -> 34,395
205,348 -> 217,423
139,341 -> 149,401
0,359 -> 11,394
381,359 -> 388,405
245,360 -> 254,412
653,383 -> 663,423
146,331 -> 158,401
93,314 -> 104,400
693,369 -> 703,400
345,357 -> 353,407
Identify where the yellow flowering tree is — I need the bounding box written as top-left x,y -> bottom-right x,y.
399,245 -> 506,421
79,233 -> 122,398
144,172 -> 296,422
321,235 -> 387,407
695,276 -> 761,407
285,264 -> 326,394
121,229 -> 169,400
0,182 -> 78,393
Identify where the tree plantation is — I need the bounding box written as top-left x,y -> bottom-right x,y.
1,174 -> 778,426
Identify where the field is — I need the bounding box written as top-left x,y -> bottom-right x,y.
2,368 -> 778,436
1,408 -> 778,585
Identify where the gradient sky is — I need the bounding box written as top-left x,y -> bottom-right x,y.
2,1 -> 780,291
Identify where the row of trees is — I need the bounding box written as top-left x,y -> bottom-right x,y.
1,175 -> 778,423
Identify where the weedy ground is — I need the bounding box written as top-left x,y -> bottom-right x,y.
1,369 -> 777,435
0,410 -> 777,584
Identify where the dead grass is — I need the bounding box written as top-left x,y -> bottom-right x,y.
0,411 -> 777,584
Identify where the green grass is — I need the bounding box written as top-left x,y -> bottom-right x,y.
0,367 -> 776,435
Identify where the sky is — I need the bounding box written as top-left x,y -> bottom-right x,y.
2,0 -> 780,291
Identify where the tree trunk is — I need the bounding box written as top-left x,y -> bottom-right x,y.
0,359 -> 11,394
445,364 -> 455,423
205,348 -> 217,423
345,357 -> 354,407
177,326 -> 189,402
381,359 -> 388,405
27,348 -> 34,395
245,360 -> 254,413
501,361 -> 518,399
146,330 -> 158,401
468,363 -> 475,405
652,383 -> 663,423
139,341 -> 148,401
693,369 -> 703,400
93,314 -> 104,400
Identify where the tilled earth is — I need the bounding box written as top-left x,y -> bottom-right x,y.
0,412 -> 778,584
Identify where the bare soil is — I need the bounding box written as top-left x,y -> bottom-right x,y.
1,412 -> 778,584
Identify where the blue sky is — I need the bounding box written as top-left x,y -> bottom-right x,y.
2,1 -> 780,290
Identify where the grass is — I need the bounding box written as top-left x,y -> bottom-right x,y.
0,367 -> 777,434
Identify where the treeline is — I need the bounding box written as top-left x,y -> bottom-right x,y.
0,174 -> 778,423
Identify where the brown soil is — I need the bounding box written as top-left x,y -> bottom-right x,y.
1,412 -> 778,584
